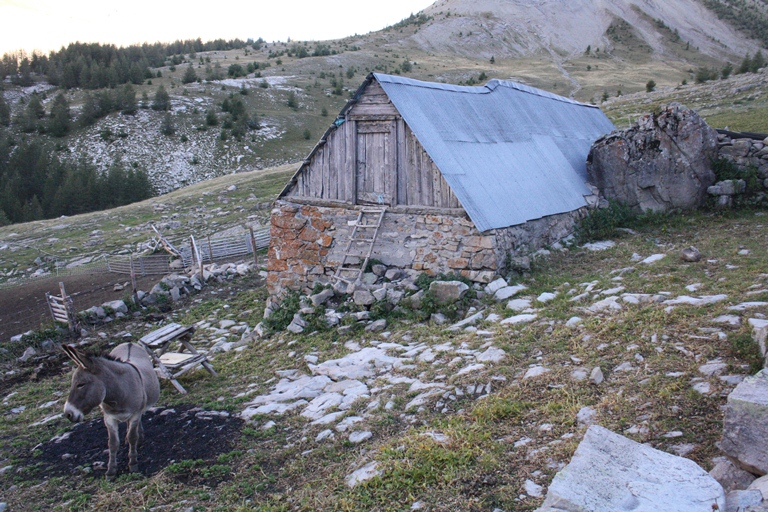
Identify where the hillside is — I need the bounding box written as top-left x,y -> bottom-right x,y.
0,196 -> 767,510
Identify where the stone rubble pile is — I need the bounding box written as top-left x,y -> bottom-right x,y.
80,262 -> 255,328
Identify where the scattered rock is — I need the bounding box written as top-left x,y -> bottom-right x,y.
576,406 -> 597,428
429,281 -> 469,304
725,489 -> 763,512
681,247 -> 702,262
349,431 -> 372,444
721,369 -> 768,475
589,367 -> 604,385
524,366 -> 550,380
494,284 -> 527,301
710,458 -> 757,492
346,462 -> 381,488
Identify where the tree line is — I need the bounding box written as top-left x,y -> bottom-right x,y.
0,37 -> 259,90
0,135 -> 154,225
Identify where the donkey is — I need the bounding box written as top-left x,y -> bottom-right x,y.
62,343 -> 160,478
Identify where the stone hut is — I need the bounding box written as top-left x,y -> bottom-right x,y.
267,73 -> 615,298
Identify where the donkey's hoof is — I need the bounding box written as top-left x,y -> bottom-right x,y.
129,463 -> 140,473
105,471 -> 116,481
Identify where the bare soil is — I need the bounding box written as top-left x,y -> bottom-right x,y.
28,404 -> 242,482
0,273 -> 160,342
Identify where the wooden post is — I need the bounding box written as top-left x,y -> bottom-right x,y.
130,256 -> 139,306
191,236 -> 204,283
249,227 -> 259,266
58,282 -> 77,335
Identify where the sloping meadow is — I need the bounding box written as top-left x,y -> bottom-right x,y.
1,207 -> 766,511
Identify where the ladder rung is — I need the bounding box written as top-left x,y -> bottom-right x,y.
352,238 -> 375,242
361,208 -> 385,213
355,224 -> 378,228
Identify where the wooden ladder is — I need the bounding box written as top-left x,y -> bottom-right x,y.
333,207 -> 386,291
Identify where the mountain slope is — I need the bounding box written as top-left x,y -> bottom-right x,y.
403,0 -> 763,61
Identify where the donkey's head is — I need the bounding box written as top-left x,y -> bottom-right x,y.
62,345 -> 107,423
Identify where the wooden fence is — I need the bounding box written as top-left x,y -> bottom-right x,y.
0,226 -> 271,290
179,227 -> 270,268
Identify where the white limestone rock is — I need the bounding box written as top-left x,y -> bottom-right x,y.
346,462 -> 381,488
524,366 -> 550,380
476,347 -> 507,364
495,284 -> 527,301
506,298 -> 533,311
500,313 -> 537,325
536,425 -> 725,511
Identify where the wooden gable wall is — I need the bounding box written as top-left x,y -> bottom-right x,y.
284,81 -> 461,209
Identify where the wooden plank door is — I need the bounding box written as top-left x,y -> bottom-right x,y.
356,120 -> 396,205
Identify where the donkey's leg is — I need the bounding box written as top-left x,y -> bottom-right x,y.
104,415 -> 120,478
127,416 -> 142,473
137,419 -> 144,447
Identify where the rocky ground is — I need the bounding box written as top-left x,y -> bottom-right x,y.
1,209 -> 768,511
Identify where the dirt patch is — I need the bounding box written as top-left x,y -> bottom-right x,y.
0,272 -> 160,341
28,404 -> 242,481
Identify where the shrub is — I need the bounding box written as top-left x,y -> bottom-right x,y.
287,91 -> 298,109
262,292 -> 301,333
645,79 -> 656,92
575,200 -> 635,244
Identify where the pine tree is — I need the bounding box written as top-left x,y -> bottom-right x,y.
160,112 -> 175,135
752,51 -> 766,72
739,53 -> 752,74
117,84 -> 137,115
0,94 -> 10,127
48,92 -> 71,137
182,65 -> 198,84
79,93 -> 99,127
152,85 -> 170,111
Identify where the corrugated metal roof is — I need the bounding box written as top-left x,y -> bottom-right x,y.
375,73 -> 615,232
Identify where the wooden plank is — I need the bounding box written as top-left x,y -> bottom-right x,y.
357,121 -> 394,134
159,352 -> 199,367
396,119 -> 406,206
346,120 -> 356,203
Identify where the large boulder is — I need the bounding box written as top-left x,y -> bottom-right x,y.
587,103 -> 718,212
721,369 -> 768,475
537,425 -> 725,511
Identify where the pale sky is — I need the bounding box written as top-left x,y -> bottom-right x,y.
0,0 -> 436,55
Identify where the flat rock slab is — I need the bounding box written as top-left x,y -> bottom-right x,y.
721,369 -> 768,475
536,425 -> 725,511
663,294 -> 728,306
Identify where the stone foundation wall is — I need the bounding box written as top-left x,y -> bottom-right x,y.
717,134 -> 768,183
493,207 -> 587,267
267,200 -> 584,299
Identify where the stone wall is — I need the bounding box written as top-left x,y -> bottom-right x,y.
717,133 -> 768,181
267,200 -> 584,299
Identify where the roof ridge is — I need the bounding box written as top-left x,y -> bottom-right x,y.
374,73 -> 597,108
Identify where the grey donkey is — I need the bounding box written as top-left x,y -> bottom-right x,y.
62,343 -> 160,478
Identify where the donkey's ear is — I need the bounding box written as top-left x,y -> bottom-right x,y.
62,344 -> 91,370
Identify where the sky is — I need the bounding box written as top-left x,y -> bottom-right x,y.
0,0 -> 436,55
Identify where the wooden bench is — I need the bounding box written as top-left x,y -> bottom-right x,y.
138,323 -> 217,394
